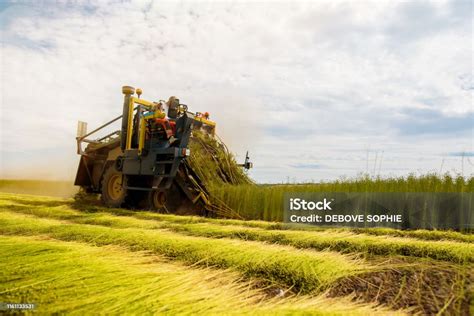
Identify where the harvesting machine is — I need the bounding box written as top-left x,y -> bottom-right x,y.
74,86 -> 251,214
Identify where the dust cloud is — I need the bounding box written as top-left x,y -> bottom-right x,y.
190,89 -> 264,160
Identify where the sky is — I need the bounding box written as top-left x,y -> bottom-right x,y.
0,0 -> 473,183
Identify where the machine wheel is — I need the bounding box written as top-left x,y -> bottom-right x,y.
164,181 -> 206,216
101,167 -> 127,207
137,183 -> 186,213
163,183 -> 187,213
150,191 -> 167,209
141,190 -> 167,211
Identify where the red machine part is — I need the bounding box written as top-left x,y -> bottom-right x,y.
155,118 -> 176,138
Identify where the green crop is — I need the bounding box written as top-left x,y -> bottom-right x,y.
2,172 -> 472,223
6,192 -> 473,243
209,174 -> 474,221
0,211 -> 370,293
0,235 -> 400,315
188,131 -> 253,187
1,194 -> 472,263
0,193 -> 471,315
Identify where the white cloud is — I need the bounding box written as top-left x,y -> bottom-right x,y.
0,0 -> 472,181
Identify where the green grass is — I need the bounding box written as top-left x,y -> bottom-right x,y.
0,236 -> 398,315
0,210 -> 371,293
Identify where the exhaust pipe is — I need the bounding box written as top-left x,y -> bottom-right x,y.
121,86 -> 135,151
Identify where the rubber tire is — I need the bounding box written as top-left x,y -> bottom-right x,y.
137,183 -> 186,213
100,167 -> 127,208
137,190 -> 167,211
163,183 -> 187,213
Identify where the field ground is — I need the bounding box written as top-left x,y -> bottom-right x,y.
0,180 -> 77,198
0,192 -> 473,315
